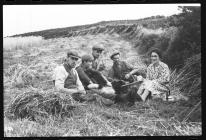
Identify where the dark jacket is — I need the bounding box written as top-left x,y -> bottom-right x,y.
108,61 -> 134,81
76,65 -> 107,90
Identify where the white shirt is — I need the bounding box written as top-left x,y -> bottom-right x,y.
52,65 -> 84,91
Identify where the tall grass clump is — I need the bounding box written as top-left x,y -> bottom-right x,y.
157,53 -> 201,122
3,36 -> 44,50
4,64 -> 39,88
169,53 -> 201,99
4,89 -> 86,121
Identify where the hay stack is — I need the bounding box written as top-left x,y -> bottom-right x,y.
14,68 -> 37,87
5,60 -> 58,88
5,64 -> 38,88
5,91 -> 85,121
4,64 -> 25,77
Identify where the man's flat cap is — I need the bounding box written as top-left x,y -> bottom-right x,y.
67,50 -> 80,59
110,51 -> 120,59
92,45 -> 104,51
82,54 -> 94,62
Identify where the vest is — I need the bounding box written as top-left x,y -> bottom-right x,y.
64,64 -> 78,89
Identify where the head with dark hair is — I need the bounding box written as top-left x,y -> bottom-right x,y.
148,48 -> 162,64
81,54 -> 93,69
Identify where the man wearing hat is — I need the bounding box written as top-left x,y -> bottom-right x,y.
53,50 -> 87,101
108,50 -> 141,82
76,54 -> 116,106
108,51 -> 143,106
91,44 -> 106,72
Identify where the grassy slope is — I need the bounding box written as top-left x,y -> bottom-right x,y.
4,33 -> 201,136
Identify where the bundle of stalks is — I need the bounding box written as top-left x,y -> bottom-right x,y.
14,68 -> 37,87
4,64 -> 25,77
5,90 -> 85,121
169,53 -> 201,98
5,62 -> 56,89
4,64 -> 37,88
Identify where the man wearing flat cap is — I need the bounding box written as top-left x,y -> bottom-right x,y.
91,44 -> 106,72
53,50 -> 87,101
108,51 -> 143,106
76,54 -> 116,106
108,50 -> 140,82
91,44 -> 111,85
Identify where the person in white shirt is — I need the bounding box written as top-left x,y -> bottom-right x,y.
53,50 -> 87,101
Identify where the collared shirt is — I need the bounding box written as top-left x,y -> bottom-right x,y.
52,64 -> 84,91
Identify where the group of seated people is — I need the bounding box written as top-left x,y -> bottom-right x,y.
52,44 -> 171,106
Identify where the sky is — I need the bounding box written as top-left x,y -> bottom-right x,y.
3,4 -> 200,37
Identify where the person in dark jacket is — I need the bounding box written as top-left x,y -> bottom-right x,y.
108,51 -> 143,106
76,54 -> 116,106
108,51 -> 141,82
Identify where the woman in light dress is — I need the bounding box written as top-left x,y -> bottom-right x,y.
137,48 -> 171,101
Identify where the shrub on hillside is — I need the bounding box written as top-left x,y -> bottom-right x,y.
135,6 -> 200,70
163,6 -> 201,69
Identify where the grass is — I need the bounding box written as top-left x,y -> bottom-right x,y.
3,35 -> 201,136
3,36 -> 44,51
4,101 -> 202,136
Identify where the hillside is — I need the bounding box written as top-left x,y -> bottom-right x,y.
11,15 -> 168,39
10,15 -> 182,68
10,13 -> 197,69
